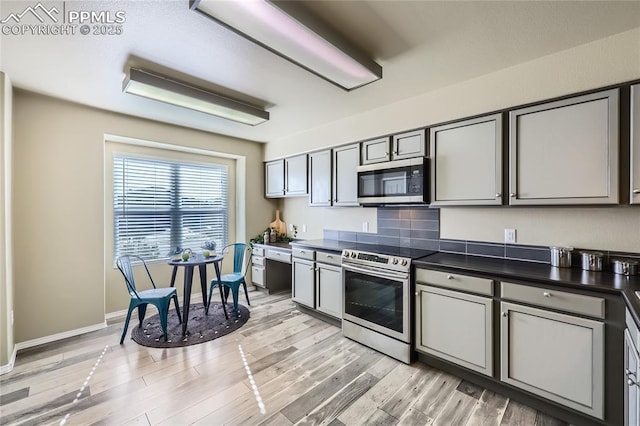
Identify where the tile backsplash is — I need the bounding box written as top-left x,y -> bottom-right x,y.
323,206 -> 640,265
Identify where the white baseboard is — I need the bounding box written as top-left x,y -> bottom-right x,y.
0,346 -> 17,375
14,322 -> 107,352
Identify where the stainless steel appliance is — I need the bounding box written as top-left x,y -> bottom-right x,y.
357,157 -> 428,205
341,247 -> 429,363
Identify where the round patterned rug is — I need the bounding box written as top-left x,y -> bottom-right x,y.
130,302 -> 249,348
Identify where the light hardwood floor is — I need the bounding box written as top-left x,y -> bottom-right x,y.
0,290 -> 568,426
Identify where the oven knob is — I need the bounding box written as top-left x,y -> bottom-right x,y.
401,259 -> 408,266
343,251 -> 349,258
392,258 -> 399,265
351,252 -> 357,258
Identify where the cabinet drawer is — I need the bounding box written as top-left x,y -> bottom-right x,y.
415,269 -> 493,296
266,249 -> 292,264
251,266 -> 265,287
292,247 -> 315,260
316,251 -> 342,266
501,282 -> 605,319
252,256 -> 265,267
252,247 -> 265,257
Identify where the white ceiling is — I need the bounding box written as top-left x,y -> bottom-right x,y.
1,1 -> 639,144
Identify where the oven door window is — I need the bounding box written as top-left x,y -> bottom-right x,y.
344,269 -> 404,334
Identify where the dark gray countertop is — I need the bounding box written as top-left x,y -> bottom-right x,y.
414,252 -> 640,326
289,239 -> 356,252
254,241 -> 293,250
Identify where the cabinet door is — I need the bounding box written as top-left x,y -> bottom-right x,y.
285,154 -> 308,196
500,301 -> 604,419
251,265 -> 265,288
392,129 -> 425,160
332,143 -> 359,206
624,329 -> 640,426
361,137 -> 391,164
415,284 -> 492,376
316,263 -> 342,319
430,114 -> 502,206
508,89 -> 619,205
309,150 -> 332,207
292,258 -> 315,308
631,84 -> 640,204
265,159 -> 285,198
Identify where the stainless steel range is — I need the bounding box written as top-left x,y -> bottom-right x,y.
342,247 -> 431,364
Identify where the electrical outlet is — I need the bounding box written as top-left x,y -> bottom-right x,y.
504,228 -> 517,244
302,224 -> 307,233
289,223 -> 294,231
362,221 -> 369,232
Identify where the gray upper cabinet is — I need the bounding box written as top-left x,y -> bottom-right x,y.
265,159 -> 285,198
508,88 -> 619,205
361,137 -> 391,164
309,150 -> 332,207
392,129 -> 426,160
631,84 -> 640,205
333,143 -> 360,206
265,155 -> 308,198
285,154 -> 308,196
430,114 -> 502,206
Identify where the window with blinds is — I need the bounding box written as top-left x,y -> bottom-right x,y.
113,155 -> 228,262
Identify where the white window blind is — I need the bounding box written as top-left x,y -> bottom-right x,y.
113,155 -> 228,261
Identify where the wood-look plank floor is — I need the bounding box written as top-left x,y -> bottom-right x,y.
0,290 -> 568,426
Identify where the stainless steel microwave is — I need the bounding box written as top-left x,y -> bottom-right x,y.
357,157 -> 429,205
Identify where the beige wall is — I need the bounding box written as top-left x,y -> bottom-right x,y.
1,72 -> 15,368
270,28 -> 640,250
12,90 -> 273,343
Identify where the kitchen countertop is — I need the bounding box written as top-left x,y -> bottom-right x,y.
414,252 -> 640,326
289,239 -> 356,252
255,241 -> 294,250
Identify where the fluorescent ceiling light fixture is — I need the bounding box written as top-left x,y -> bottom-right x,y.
190,0 -> 382,91
123,68 -> 269,126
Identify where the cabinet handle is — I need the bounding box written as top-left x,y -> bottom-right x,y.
300,250 -> 305,254
502,312 -> 508,317
543,292 -> 551,297
327,255 -> 333,258
447,274 -> 454,280
509,193 -> 516,198
634,189 -> 640,194
495,193 -> 501,198
415,292 -> 419,296
627,369 -> 636,378
310,267 -> 314,271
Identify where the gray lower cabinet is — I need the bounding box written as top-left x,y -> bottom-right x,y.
631,84 -> 640,204
625,310 -> 640,426
508,88 -> 619,205
251,246 -> 266,289
415,284 -> 493,376
430,113 -> 502,206
500,300 -> 604,419
315,261 -> 342,319
309,150 -> 332,207
332,143 -> 359,206
292,258 -> 315,308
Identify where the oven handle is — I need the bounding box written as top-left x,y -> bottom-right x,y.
342,263 -> 409,281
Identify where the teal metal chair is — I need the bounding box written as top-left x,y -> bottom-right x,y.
116,255 -> 182,344
206,243 -> 251,316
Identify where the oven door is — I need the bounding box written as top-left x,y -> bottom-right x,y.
342,263 -> 410,343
